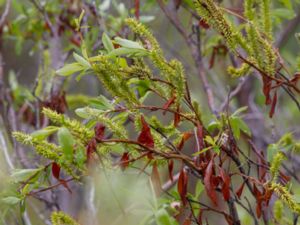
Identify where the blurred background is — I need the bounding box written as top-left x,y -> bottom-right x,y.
0,0 -> 300,224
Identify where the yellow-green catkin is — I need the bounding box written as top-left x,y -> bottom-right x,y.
270,151 -> 286,181
269,182 -> 300,215
227,63 -> 250,77
51,211 -> 79,225
42,108 -> 93,144
12,132 -> 78,177
125,18 -> 186,106
12,132 -> 61,161
260,0 -> 272,40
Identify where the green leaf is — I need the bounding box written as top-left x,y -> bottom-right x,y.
75,107 -> 104,119
73,52 -> 91,68
108,47 -> 148,57
205,136 -> 215,145
31,126 -> 59,140
230,116 -> 251,138
57,127 -> 75,160
102,33 -> 114,52
11,168 -> 42,182
155,208 -> 178,225
139,16 -> 155,23
56,63 -> 84,76
114,37 -> 145,50
213,146 -> 220,155
230,117 -> 241,139
2,196 -> 22,205
90,95 -> 114,110
231,106 -> 248,117
195,181 -> 204,199
207,121 -> 221,133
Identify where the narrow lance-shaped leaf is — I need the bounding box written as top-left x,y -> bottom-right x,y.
102,33 -> 114,52
57,127 -> 74,160
151,162 -> 162,196
119,152 -> 130,170
204,159 -> 218,206
178,168 -> 188,205
137,115 -> 154,148
52,162 -> 60,180
56,63 -> 84,76
219,167 -> 230,201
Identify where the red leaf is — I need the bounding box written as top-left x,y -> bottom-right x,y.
178,168 -> 188,205
269,91 -> 277,118
235,182 -> 245,199
174,107 -> 181,127
219,167 -> 230,201
209,49 -> 216,69
137,116 -> 154,148
151,162 -> 162,196
134,0 -> 140,19
94,123 -> 106,142
262,77 -> 272,105
86,138 -> 97,164
163,95 -> 176,115
196,123 -> 204,150
199,19 -> 210,29
52,162 -> 60,180
168,160 -> 174,182
204,159 -> 218,206
120,152 -> 130,170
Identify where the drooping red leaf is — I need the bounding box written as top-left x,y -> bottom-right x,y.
151,162 -> 162,196
269,91 -> 277,118
94,123 -> 106,142
163,95 -> 176,115
209,48 -> 216,69
86,138 -> 97,164
168,160 -> 174,182
119,152 -> 130,170
52,162 -> 60,180
235,182 -> 245,199
262,76 -> 272,105
196,123 -> 204,150
219,167 -> 230,201
137,115 -> 154,148
178,168 -> 188,205
174,106 -> 181,127
177,131 -> 193,151
199,19 -> 210,29
42,92 -> 68,114
134,0 -> 140,20
263,188 -> 273,206
204,159 -> 218,206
